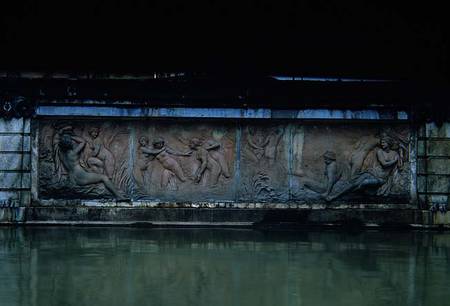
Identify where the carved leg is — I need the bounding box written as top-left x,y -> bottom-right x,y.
75,172 -> 124,200
208,160 -> 221,186
104,158 -> 115,179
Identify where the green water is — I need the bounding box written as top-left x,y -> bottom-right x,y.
1,228 -> 449,306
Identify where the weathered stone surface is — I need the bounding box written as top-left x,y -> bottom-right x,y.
429,195 -> 448,205
0,135 -> 30,151
0,191 -> 30,206
17,207 -> 425,227
0,173 -> 31,188
38,119 -> 412,205
426,159 -> 450,174
0,207 -> 25,223
238,123 -> 288,202
417,140 -> 425,156
0,153 -> 31,170
427,140 -> 450,156
434,211 -> 450,225
426,122 -> 450,138
417,176 -> 426,193
0,118 -> 30,133
427,175 -> 450,193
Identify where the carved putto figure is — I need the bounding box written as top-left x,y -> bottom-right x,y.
85,127 -> 115,179
142,137 -> 191,189
136,136 -> 152,186
189,138 -> 223,186
204,139 -> 231,178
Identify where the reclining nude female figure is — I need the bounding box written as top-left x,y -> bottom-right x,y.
58,134 -> 125,200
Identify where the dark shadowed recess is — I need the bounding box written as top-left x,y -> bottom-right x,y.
1,1 -> 449,81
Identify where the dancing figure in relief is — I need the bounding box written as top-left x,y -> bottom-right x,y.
141,137 -> 191,189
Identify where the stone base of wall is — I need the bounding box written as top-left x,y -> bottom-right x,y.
1,207 -> 447,229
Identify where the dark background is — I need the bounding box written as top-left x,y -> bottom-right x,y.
0,1 -> 449,81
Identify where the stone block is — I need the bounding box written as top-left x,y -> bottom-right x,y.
0,172 -> 31,188
0,153 -> 31,170
427,176 -> 450,193
426,122 -> 450,138
417,159 -> 426,173
0,191 -> 31,206
429,195 -> 448,205
427,159 -> 450,174
0,118 -> 30,133
417,175 -> 426,193
427,140 -> 450,156
0,135 -> 30,151
417,140 -> 425,156
0,207 -> 25,223
434,211 -> 450,225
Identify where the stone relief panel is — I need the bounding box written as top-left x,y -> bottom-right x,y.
39,121 -> 131,199
38,120 -> 412,204
237,124 -> 289,202
133,121 -> 236,201
291,124 -> 411,204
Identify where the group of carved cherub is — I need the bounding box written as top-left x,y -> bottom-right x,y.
293,131 -> 408,201
136,136 -> 230,190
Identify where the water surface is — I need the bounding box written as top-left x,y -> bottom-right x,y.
1,227 -> 449,306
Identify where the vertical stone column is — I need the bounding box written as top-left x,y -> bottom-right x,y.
417,122 -> 450,225
0,118 -> 31,223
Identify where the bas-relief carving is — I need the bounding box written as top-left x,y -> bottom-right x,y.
238,125 -> 288,202
133,122 -> 235,201
292,125 -> 411,203
39,122 -> 130,199
38,120 -> 412,204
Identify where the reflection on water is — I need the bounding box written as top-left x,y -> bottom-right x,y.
1,227 -> 450,306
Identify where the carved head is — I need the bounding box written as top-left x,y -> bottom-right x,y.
139,136 -> 149,146
152,137 -> 165,149
59,134 -> 73,152
189,138 -> 203,149
380,136 -> 393,150
88,127 -> 100,139
322,150 -> 336,164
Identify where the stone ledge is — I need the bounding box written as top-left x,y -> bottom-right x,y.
34,199 -> 416,210
0,207 -> 440,228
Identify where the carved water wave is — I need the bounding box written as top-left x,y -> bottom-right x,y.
1,228 -> 449,306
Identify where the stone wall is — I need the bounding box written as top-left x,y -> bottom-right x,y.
2,113 -> 450,227
0,118 -> 31,207
418,122 -> 450,211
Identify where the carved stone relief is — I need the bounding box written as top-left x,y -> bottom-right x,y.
38,120 -> 412,204
291,124 -> 411,204
238,124 -> 289,202
39,122 -> 130,199
133,121 -> 235,201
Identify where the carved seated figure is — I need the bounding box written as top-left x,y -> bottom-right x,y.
57,134 -> 125,200
325,136 -> 400,201
293,150 -> 341,199
86,127 -> 115,180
